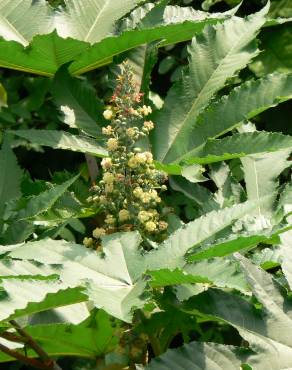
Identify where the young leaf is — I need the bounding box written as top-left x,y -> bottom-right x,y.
11,129 -> 108,156
152,5 -> 268,163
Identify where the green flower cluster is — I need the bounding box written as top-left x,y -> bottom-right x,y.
84,62 -> 168,248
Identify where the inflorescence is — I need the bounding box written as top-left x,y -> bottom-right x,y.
84,62 -> 168,249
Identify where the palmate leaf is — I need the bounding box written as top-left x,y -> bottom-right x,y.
146,198 -> 266,270
1,234 -> 148,323
0,136 -> 23,219
152,4 -> 268,163
182,131 -> 292,165
0,279 -> 86,323
149,257 -> 249,293
180,73 -> 292,162
0,0 -> 53,46
11,129 -> 108,157
0,311 -> 115,362
147,341 -> 246,370
0,7 -> 233,76
0,199 -> 261,322
54,0 -> 144,44
184,256 -> 292,370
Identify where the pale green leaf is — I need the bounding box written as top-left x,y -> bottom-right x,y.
55,0 -> 144,44
0,0 -> 53,46
10,175 -> 79,221
153,5 -> 268,163
0,9 -> 233,76
182,131 -> 292,165
184,256 -> 292,370
0,279 -> 86,323
241,149 -> 291,218
146,199 -> 264,270
4,234 -> 149,322
182,73 -> 292,162
11,129 -> 108,156
147,341 -> 245,370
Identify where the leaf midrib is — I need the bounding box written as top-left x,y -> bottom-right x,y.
161,17 -> 261,163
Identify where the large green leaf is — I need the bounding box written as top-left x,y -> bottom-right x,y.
0,7 -> 234,76
11,129 -> 107,156
0,136 -> 23,219
0,310 -> 115,362
146,198 -> 264,270
147,341 -> 246,370
0,279 -> 86,323
184,256 -> 292,370
150,257 -> 248,294
2,234 -> 148,322
0,0 -> 53,46
54,0 -> 144,44
182,131 -> 292,165
181,73 -> 292,162
0,199 -> 261,322
152,5 -> 268,163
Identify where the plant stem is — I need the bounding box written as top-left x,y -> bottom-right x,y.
9,320 -> 63,370
85,154 -> 99,184
0,342 -> 51,370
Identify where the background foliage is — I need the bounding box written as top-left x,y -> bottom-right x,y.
0,0 -> 291,369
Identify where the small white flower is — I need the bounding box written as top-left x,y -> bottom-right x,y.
128,156 -> 139,168
143,120 -> 154,130
140,105 -> 152,116
105,214 -> 116,225
92,227 -> 106,239
145,221 -> 156,232
83,237 -> 94,247
119,209 -> 130,222
133,187 -> 143,198
103,172 -> 115,183
107,138 -> 119,151
138,211 -> 151,222
103,109 -> 113,120
102,125 -> 113,135
101,157 -> 112,170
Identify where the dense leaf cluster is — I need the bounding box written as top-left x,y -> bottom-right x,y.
0,0 -> 291,369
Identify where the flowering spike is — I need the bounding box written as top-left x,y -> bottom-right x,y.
86,61 -> 168,246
